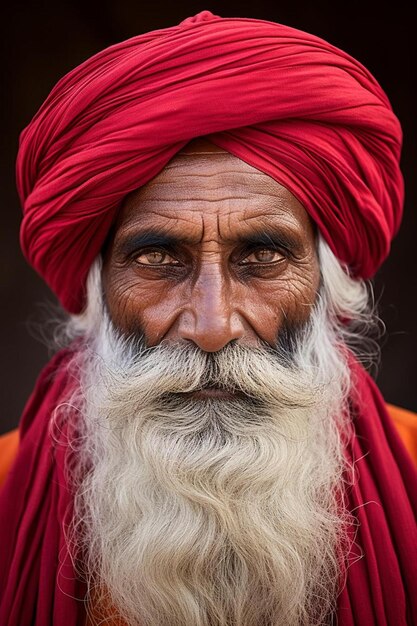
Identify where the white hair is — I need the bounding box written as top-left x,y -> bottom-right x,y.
316,238 -> 380,367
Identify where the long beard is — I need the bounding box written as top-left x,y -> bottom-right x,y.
69,298 -> 353,626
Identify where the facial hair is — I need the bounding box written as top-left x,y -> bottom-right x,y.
69,297 -> 353,626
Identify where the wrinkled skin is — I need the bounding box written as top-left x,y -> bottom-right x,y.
102,139 -> 320,354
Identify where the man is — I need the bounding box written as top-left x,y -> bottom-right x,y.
0,10 -> 416,626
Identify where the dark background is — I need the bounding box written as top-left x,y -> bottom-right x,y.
1,0 -> 416,434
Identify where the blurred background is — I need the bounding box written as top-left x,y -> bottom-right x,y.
1,0 -> 415,434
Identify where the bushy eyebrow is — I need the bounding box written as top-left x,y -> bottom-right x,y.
117,231 -> 194,257
239,231 -> 300,252
117,228 -> 301,257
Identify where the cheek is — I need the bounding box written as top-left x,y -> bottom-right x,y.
278,264 -> 320,322
239,266 -> 320,343
103,267 -> 185,341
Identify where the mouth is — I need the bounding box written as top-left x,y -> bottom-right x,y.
189,387 -> 238,400
175,384 -> 245,400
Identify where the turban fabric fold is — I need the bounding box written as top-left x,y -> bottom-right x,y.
16,10 -> 403,312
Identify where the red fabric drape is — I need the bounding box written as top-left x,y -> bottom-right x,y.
0,351 -> 416,625
0,350 -> 86,624
16,11 -> 403,313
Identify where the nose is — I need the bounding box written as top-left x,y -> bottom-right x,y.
176,267 -> 246,352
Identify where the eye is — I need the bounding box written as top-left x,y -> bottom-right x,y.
134,248 -> 179,266
240,248 -> 285,264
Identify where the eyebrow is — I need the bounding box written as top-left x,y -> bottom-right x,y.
118,231 -> 193,257
240,230 -> 300,251
117,228 -> 301,257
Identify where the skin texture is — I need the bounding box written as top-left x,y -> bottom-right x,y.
102,139 -> 320,353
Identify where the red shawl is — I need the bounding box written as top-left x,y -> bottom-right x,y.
0,350 -> 416,625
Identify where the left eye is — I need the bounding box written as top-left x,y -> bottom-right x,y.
135,250 -> 178,265
241,248 -> 284,264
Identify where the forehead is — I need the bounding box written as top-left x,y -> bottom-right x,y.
115,140 -> 314,239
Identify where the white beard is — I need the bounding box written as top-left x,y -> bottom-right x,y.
68,292 -> 354,626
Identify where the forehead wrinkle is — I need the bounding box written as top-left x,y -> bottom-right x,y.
163,158 -> 281,185
119,155 -> 310,237
116,210 -> 206,243
242,207 -> 303,223
130,157 -> 291,205
154,165 -> 277,183
153,157 -> 280,183
163,156 -> 267,171
116,206 -> 306,248
128,196 -> 302,229
120,193 -> 306,236
131,196 -> 275,206
130,181 -> 292,206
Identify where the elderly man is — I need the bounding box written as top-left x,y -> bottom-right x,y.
1,10 -> 416,626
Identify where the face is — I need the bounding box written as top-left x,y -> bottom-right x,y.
102,139 -> 320,352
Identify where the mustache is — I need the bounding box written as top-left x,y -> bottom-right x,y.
90,314 -> 321,409
123,313 -> 303,366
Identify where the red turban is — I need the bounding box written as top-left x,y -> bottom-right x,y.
16,10 -> 404,313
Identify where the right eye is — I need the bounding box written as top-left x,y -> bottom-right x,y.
134,248 -> 180,266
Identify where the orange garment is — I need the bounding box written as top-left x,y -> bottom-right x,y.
386,403 -> 417,461
0,429 -> 19,487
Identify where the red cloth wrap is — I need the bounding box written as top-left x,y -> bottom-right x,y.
0,351 -> 416,625
16,11 -> 403,313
